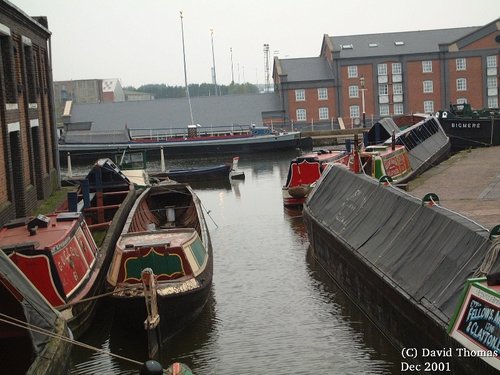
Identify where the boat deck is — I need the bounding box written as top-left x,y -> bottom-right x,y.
118,228 -> 195,249
408,146 -> 500,230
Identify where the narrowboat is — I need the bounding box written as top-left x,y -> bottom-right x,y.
150,163 -> 231,183
0,158 -> 136,339
106,181 -> 213,338
282,149 -> 348,207
303,164 -> 500,374
365,115 -> 450,178
436,104 -> 500,152
0,250 -> 72,375
0,213 -> 105,341
448,276 -> 500,371
59,123 -> 304,159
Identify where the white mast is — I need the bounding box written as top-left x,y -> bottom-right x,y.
180,11 -> 194,125
210,29 -> 218,96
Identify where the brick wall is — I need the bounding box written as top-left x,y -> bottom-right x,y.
0,2 -> 59,225
406,59 -> 442,113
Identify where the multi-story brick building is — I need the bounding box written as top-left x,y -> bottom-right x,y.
274,18 -> 500,128
0,1 -> 59,225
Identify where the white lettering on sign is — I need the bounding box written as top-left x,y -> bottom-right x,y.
450,122 -> 481,129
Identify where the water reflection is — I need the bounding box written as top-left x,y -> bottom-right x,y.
69,152 -> 399,374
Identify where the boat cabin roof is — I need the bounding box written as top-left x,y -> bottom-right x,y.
296,149 -> 346,163
0,213 -> 81,253
118,228 -> 197,251
362,144 -> 406,156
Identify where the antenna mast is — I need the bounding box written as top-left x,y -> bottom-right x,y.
210,29 -> 218,96
263,44 -> 270,93
180,11 -> 194,125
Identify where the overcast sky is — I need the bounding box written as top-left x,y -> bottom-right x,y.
10,0 -> 500,88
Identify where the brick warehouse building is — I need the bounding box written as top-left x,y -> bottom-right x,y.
273,18 -> 500,128
0,1 -> 59,225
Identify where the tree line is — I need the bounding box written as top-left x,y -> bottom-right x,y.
124,82 -> 260,98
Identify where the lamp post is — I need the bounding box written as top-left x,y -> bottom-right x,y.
360,76 -> 366,127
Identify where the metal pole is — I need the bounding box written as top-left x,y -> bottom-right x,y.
160,147 -> 165,172
360,76 -> 366,127
67,152 -> 72,178
180,11 -> 194,125
230,47 -> 234,84
210,29 -> 218,96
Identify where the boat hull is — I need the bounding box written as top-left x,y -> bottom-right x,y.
59,132 -> 305,159
107,182 -> 213,339
111,268 -> 212,338
303,165 -> 496,374
63,188 -> 137,338
150,164 -> 231,183
438,117 -> 500,151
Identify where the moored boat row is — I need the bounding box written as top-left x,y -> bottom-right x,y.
302,157 -> 500,373
283,114 -> 450,207
0,157 -> 211,371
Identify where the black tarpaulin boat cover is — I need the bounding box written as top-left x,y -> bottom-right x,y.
306,165 -> 493,323
0,250 -> 60,354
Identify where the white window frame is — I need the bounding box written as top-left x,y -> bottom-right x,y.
456,58 -> 466,71
487,96 -> 498,109
349,85 -> 359,98
457,98 -> 468,105
295,89 -> 305,101
319,107 -> 329,120
348,65 -> 358,78
423,80 -> 433,93
423,100 -> 434,113
379,104 -> 390,116
487,55 -> 497,68
296,108 -> 306,121
394,103 -> 404,115
318,88 -> 328,100
487,76 -> 497,88
378,84 -> 388,96
422,60 -> 432,73
349,105 -> 360,118
392,63 -> 402,75
377,63 -> 387,76
456,78 -> 467,91
393,83 -> 403,95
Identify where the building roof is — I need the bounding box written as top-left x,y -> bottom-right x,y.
329,26 -> 480,58
278,57 -> 334,82
68,93 -> 282,131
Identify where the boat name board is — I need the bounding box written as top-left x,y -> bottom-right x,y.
450,283 -> 500,363
381,149 -> 411,178
450,122 -> 482,129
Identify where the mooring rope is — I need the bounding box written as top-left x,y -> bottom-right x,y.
56,286 -> 137,309
0,312 -> 143,367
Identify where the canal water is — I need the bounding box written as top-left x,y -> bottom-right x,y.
68,151 -> 401,374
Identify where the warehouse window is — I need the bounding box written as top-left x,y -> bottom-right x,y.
0,33 -> 16,104
347,66 -> 358,78
424,100 -> 434,113
318,88 -> 328,100
349,85 -> 359,98
422,60 -> 432,73
456,78 -> 467,91
296,109 -> 306,121
349,105 -> 359,118
295,89 -> 305,101
319,107 -> 329,120
423,80 -> 433,93
456,58 -> 466,71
